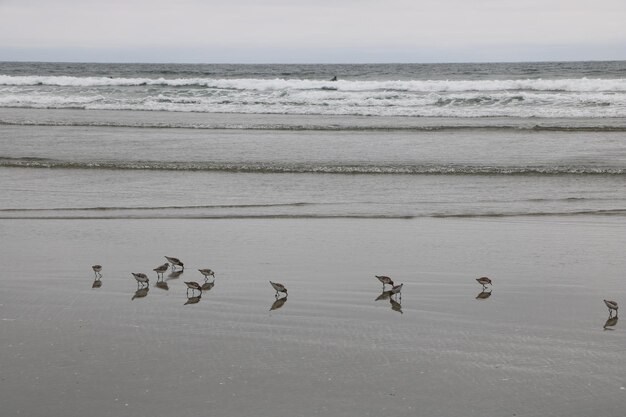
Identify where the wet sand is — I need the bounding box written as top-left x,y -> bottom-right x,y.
1,217 -> 625,417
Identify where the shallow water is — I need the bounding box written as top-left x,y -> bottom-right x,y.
1,217 -> 625,417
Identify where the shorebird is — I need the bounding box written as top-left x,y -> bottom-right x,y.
604,299 -> 619,316
198,269 -> 215,279
184,281 -> 202,295
132,273 -> 149,287
375,275 -> 394,289
165,256 -> 184,271
153,263 -> 169,279
92,265 -> 102,278
270,281 -> 288,297
476,276 -> 492,289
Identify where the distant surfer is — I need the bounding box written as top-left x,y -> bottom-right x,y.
330,75 -> 337,81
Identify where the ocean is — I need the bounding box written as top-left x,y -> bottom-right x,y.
2,61 -> 626,417
1,61 -> 625,220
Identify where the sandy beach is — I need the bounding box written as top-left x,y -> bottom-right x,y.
2,216 -> 625,417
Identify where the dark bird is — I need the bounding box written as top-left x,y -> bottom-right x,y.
198,269 -> 215,279
375,275 -> 394,289
604,299 -> 619,316
92,265 -> 102,278
270,281 -> 288,297
476,276 -> 492,289
153,262 -> 169,279
185,281 -> 202,296
165,256 -> 184,271
132,273 -> 149,287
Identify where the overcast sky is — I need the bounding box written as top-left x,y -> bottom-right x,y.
1,0 -> 625,63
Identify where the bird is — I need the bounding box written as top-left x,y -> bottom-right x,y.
476,276 -> 492,289
132,273 -> 149,287
165,256 -> 184,271
270,281 -> 288,297
198,269 -> 215,279
604,299 -> 618,316
92,265 -> 102,278
153,263 -> 169,279
375,275 -> 394,289
184,281 -> 202,295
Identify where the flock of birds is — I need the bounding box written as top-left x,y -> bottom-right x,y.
90,259 -> 620,323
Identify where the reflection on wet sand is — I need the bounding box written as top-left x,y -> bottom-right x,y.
92,278 -> 102,288
375,290 -> 392,301
185,294 -> 201,305
476,290 -> 492,300
604,315 -> 618,330
201,280 -> 215,292
155,280 -> 169,291
270,295 -> 287,311
132,287 -> 149,300
389,297 -> 402,314
166,270 -> 184,281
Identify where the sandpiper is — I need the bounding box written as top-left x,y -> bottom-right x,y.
185,281 -> 202,295
375,275 -> 394,289
165,256 -> 184,271
153,262 -> 169,279
476,276 -> 492,289
198,269 -> 215,279
270,281 -> 288,297
604,299 -> 618,316
132,272 -> 149,287
92,265 -> 102,278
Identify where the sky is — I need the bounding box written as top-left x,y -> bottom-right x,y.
1,0 -> 625,63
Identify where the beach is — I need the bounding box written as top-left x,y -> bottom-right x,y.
2,217 -> 626,417
1,61 -> 626,416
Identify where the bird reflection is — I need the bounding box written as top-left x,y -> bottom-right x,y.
92,278 -> 102,288
132,287 -> 149,300
155,280 -> 169,291
476,290 -> 492,300
375,290 -> 393,301
185,294 -> 202,305
201,280 -> 215,292
270,295 -> 288,311
389,297 -> 403,314
604,315 -> 618,330
166,270 -> 184,281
